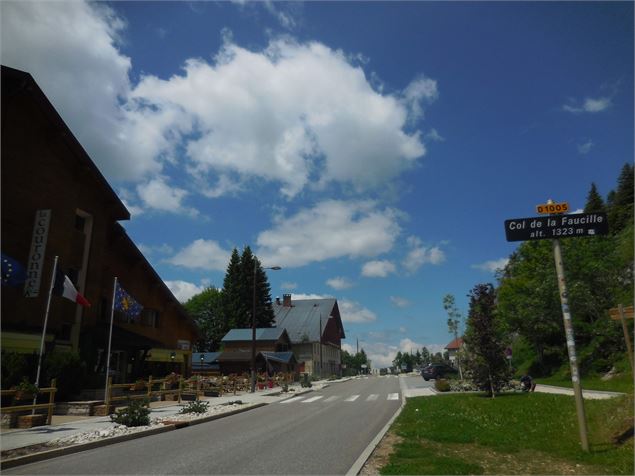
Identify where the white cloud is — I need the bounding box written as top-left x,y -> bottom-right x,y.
326,276 -> 354,290
138,243 -> 174,256
471,258 -> 510,273
390,296 -> 411,308
563,97 -> 611,113
402,236 -> 445,273
0,1 -> 167,181
137,177 -> 198,217
167,239 -> 231,271
424,128 -> 445,142
339,299 -> 377,323
257,200 -> 401,268
281,282 -> 298,290
130,38 -> 430,197
361,260 -> 396,278
164,280 -> 205,302
2,3 -> 437,200
577,140 -> 594,155
291,293 -> 333,300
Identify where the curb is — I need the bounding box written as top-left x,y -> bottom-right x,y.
0,401 -> 270,470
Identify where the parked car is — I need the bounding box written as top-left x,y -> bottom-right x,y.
421,363 -> 458,381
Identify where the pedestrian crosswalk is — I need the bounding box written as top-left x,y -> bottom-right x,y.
280,393 -> 400,404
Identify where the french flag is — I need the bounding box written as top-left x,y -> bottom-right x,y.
53,270 -> 90,307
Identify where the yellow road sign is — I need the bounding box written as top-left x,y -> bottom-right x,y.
609,306 -> 634,320
536,202 -> 569,214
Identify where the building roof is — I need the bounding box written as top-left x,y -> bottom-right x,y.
272,298 -> 345,343
261,351 -> 297,364
192,352 -> 222,364
1,65 -> 129,221
445,337 -> 464,350
221,327 -> 288,342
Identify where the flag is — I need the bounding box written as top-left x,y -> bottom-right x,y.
1,253 -> 26,287
114,282 -> 143,318
53,269 -> 91,307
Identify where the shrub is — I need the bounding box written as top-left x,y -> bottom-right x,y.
43,351 -> 86,400
1,351 -> 35,388
435,379 -> 451,392
110,399 -> 150,427
448,379 -> 479,392
179,400 -> 209,414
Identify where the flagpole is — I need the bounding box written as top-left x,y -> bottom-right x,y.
104,277 -> 117,401
33,255 -> 58,414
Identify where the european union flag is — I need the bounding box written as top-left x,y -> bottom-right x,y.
114,282 -> 143,319
1,253 -> 26,287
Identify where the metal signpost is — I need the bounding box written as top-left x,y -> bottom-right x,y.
505,200 -> 608,452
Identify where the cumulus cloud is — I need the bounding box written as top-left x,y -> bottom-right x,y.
137,177 -> 198,216
577,140 -> 594,155
167,239 -> 231,271
164,280 -> 205,302
2,2 -> 437,201
402,236 -> 445,273
361,260 -> 396,278
339,300 -> 377,323
563,96 -> 611,113
291,293 -> 333,300
257,200 -> 401,268
472,257 -> 510,273
390,296 -> 411,308
326,277 -> 354,290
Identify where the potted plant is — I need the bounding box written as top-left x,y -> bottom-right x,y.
257,374 -> 265,390
130,379 -> 146,391
12,378 -> 39,401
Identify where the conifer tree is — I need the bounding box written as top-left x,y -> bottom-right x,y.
608,164 -> 634,233
463,283 -> 510,397
222,248 -> 247,329
239,247 -> 275,328
583,182 -> 606,213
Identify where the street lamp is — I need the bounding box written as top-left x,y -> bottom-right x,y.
251,263 -> 281,393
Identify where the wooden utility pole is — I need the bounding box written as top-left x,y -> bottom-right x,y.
609,305 -> 634,373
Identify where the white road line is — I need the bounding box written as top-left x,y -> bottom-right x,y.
280,396 -> 304,404
387,393 -> 399,400
302,396 -> 324,403
366,394 -> 379,401
344,395 -> 360,402
324,396 -> 339,402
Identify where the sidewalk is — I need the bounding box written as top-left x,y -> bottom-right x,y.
534,383 -> 625,399
0,382 -> 322,463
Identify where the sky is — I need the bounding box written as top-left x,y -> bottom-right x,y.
2,1 -> 633,368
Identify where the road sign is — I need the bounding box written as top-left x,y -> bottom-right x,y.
609,306 -> 634,320
536,202 -> 569,214
504,212 -> 608,242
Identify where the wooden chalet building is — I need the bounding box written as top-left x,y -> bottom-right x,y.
1,65 -> 198,387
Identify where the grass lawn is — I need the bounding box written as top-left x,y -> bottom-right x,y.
535,372 -> 634,394
381,392 -> 634,475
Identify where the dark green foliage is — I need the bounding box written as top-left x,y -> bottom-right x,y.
463,284 -> 511,396
184,287 -> 224,351
43,351 -> 86,401
110,399 -> 151,427
179,400 -> 209,414
497,164 -> 633,379
434,379 -> 451,392
1,351 -> 35,388
221,246 -> 275,330
584,182 -> 606,213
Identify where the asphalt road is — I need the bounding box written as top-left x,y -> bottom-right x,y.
6,376 -> 402,475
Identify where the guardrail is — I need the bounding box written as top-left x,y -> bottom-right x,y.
0,379 -> 57,425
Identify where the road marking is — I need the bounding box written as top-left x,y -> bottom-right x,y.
324,396 -> 339,402
387,393 -> 399,400
344,395 -> 360,402
366,394 -> 379,401
302,396 -> 324,403
280,396 -> 304,404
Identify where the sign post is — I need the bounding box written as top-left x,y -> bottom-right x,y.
609,305 -> 634,373
504,200 -> 606,452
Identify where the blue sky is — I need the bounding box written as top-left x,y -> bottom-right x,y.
2,1 -> 633,367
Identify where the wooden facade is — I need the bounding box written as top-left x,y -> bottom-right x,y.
1,66 -> 198,384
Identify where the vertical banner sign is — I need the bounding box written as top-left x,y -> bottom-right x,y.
24,209 -> 52,298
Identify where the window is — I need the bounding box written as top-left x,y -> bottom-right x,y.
75,214 -> 86,231
141,309 -> 160,328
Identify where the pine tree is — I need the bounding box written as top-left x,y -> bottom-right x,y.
583,182 -> 606,213
463,283 -> 511,397
608,164 -> 634,233
222,248 -> 247,329
240,247 -> 275,328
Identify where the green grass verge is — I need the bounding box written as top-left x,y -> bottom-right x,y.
381,392 -> 633,475
536,372 -> 634,394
